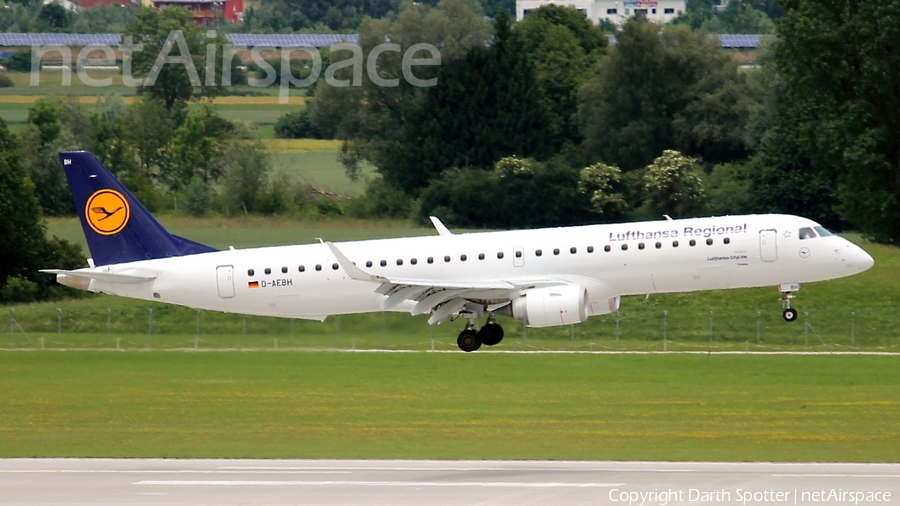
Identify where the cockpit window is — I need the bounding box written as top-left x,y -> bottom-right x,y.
814,226 -> 833,237
799,227 -> 817,240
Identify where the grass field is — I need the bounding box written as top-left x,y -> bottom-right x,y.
0,352 -> 896,460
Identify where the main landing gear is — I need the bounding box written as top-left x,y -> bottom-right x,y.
457,314 -> 505,352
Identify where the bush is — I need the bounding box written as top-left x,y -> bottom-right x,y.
2,276 -> 38,304
346,178 -> 412,219
315,197 -> 343,216
5,48 -> 33,72
0,73 -> 13,88
182,178 -> 213,217
274,109 -> 322,139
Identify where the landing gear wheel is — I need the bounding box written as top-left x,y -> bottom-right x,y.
457,329 -> 482,352
478,323 -> 504,346
783,308 -> 798,322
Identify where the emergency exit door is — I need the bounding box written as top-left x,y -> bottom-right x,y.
759,230 -> 777,262
217,265 -> 235,298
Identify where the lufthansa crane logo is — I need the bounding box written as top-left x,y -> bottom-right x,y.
85,189 -> 130,236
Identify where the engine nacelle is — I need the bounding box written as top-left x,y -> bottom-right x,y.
589,296 -> 620,316
510,285 -> 589,328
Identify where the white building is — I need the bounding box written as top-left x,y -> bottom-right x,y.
516,0 -> 686,26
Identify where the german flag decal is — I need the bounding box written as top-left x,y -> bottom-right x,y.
248,281 -> 260,289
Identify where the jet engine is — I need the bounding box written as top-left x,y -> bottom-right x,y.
508,285 -> 589,328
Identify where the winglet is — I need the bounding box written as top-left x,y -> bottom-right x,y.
325,242 -> 385,283
429,216 -> 453,236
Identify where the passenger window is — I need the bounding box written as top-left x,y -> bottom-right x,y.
553,248 -> 560,255
427,257 -> 434,264
460,254 -> 467,261
814,226 -> 833,237
655,242 -> 662,249
396,259 -> 403,266
380,260 -> 387,267
724,238 -> 730,245
298,265 -> 305,272
799,227 -> 817,239
282,267 -> 288,273
265,268 -> 271,275
604,245 -> 611,252
515,250 -> 523,258
673,241 -> 679,247
332,263 -> 339,270
535,249 -> 542,257
706,238 -> 713,246
411,258 -> 417,265
248,269 -> 255,276
366,261 -> 373,268
621,244 -> 628,251
587,246 -> 594,253
638,243 -> 645,250
478,253 -> 485,260
689,240 -> 696,247
570,247 -> 577,254
444,256 -> 451,262
315,264 -> 322,271
497,252 -> 504,259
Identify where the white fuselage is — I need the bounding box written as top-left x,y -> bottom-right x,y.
80,215 -> 873,323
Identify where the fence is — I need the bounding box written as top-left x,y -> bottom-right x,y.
2,302 -> 897,352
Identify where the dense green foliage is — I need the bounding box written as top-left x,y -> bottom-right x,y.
0,117 -> 85,304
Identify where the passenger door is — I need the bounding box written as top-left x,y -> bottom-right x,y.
216,265 -> 235,298
759,230 -> 777,262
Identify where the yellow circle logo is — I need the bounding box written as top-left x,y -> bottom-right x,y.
85,189 -> 130,236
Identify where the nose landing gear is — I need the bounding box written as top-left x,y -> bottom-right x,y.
456,314 -> 505,352
780,283 -> 800,322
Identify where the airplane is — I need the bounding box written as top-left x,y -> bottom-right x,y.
43,151 -> 875,352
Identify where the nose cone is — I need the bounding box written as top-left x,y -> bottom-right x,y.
842,240 -> 874,272
856,247 -> 875,272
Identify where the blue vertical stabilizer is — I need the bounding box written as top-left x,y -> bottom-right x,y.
59,151 -> 217,266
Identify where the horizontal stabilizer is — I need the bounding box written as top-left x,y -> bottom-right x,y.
40,269 -> 157,284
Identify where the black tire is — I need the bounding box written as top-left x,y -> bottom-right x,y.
457,329 -> 482,352
783,308 -> 798,322
478,323 -> 504,346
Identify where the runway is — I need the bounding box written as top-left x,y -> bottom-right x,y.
1,459 -> 898,505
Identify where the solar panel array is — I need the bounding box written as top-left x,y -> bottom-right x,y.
0,32 -> 760,49
228,34 -> 359,47
717,34 -> 765,49
0,33 -> 122,47
606,33 -> 766,48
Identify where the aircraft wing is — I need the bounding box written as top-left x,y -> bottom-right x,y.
326,242 -> 559,323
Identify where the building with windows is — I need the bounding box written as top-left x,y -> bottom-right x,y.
148,0 -> 243,25
516,0 -> 686,26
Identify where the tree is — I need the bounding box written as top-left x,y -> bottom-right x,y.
775,0 -> 900,241
37,2 -> 70,31
383,9 -> 554,193
513,6 -> 607,144
578,162 -> 627,218
124,6 -> 229,112
308,0 -> 493,181
274,109 -> 323,139
221,140 -> 271,214
26,98 -> 62,145
579,19 -> 753,171
643,150 -> 705,218
0,117 -> 85,303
